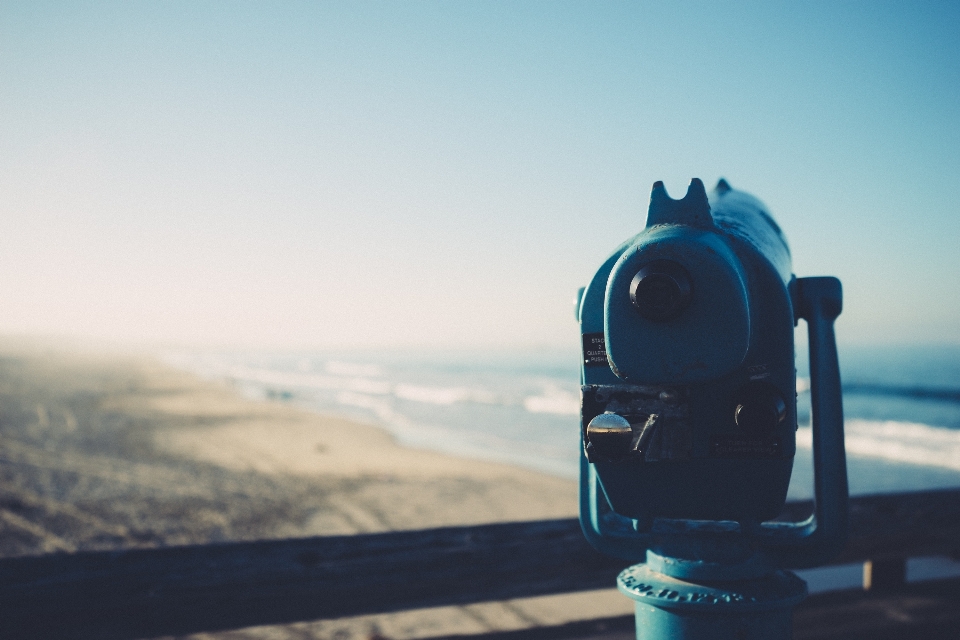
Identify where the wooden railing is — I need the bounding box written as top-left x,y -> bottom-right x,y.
2,488 -> 959,640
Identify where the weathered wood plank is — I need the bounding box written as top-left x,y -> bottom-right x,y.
1,489 -> 958,640
843,488 -> 960,562
0,518 -> 624,639
776,488 -> 960,563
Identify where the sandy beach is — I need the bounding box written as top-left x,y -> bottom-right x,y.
0,341 -> 631,639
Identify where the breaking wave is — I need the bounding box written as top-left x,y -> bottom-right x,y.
798,419 -> 960,472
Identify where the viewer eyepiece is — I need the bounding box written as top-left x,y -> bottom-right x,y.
629,260 -> 692,321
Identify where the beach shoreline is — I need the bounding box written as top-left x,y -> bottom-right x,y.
0,341 -> 629,638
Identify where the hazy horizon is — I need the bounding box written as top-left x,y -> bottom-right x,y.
3,2 -> 958,349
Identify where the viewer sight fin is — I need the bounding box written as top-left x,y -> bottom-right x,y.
645,178 -> 716,230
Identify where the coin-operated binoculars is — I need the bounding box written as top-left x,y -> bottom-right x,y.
575,179 -> 847,640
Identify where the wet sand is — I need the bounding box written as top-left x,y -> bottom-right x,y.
0,341 -> 630,638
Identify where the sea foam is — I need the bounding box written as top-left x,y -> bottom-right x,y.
523,385 -> 580,416
798,419 -> 960,472
394,384 -> 496,405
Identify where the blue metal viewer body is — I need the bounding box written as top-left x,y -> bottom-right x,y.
576,178 -> 847,639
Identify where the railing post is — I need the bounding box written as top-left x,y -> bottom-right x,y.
863,558 -> 907,592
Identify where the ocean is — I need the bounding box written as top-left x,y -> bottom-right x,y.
163,343 -> 960,500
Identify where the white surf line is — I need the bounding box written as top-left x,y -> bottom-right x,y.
798,419 -> 960,472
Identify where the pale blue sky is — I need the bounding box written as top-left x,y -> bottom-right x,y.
1,1 -> 958,348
